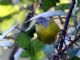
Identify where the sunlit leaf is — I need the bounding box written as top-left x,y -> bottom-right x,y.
0,5 -> 19,17
31,50 -> 46,60
60,0 -> 70,4
0,25 -> 17,40
35,9 -> 44,15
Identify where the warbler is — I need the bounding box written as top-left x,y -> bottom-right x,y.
35,17 -> 60,44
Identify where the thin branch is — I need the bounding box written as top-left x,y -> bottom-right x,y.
62,34 -> 80,52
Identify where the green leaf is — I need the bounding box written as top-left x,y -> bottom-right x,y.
16,32 -> 35,57
55,3 -> 70,10
21,51 -> 29,57
70,56 -> 80,60
21,39 -> 44,57
31,39 -> 44,52
21,44 -> 35,57
20,44 -> 35,57
0,0 -> 12,5
15,32 -> 31,48
27,43 -> 35,57
30,50 -> 45,60
41,0 -> 59,11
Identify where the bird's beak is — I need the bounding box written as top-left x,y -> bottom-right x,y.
35,20 -> 40,24
35,22 -> 39,24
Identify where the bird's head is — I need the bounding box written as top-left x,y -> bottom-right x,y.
35,17 -> 49,27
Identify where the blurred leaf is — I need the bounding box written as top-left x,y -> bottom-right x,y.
55,3 -> 70,10
21,51 -> 29,57
27,43 -> 35,57
21,0 -> 33,5
31,39 -> 44,52
30,50 -> 46,60
15,32 -> 31,48
1,18 -> 15,31
0,25 -> 17,40
60,0 -> 70,4
70,56 -> 80,60
35,9 -> 44,14
20,43 -> 35,57
77,0 -> 80,7
16,32 -> 35,57
41,0 -> 60,11
21,39 -> 44,57
1,15 -> 12,20
0,5 -> 19,17
0,0 -> 12,5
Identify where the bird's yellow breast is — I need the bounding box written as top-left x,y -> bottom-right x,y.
35,21 -> 60,44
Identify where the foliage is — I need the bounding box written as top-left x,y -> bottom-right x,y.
15,32 -> 31,48
21,39 -> 44,58
0,0 -> 12,5
70,56 -> 80,60
0,0 -> 80,60
55,3 -> 71,10
30,50 -> 45,60
41,0 -> 60,11
16,32 -> 44,58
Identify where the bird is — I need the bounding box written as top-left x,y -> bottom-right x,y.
25,10 -> 66,44
35,17 -> 60,44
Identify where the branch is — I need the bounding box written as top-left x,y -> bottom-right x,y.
62,34 -> 80,52
58,0 -> 76,54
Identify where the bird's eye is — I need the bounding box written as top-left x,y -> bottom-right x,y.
40,20 -> 44,23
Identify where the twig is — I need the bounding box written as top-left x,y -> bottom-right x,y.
62,34 -> 80,52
